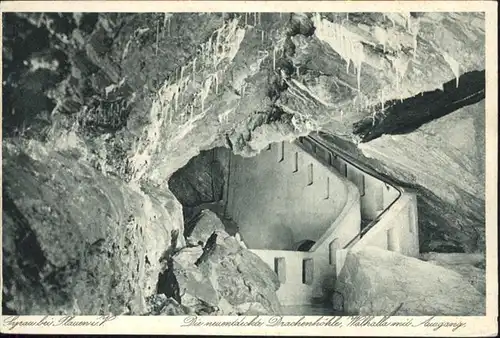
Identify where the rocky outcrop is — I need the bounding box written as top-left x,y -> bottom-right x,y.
185,209 -> 226,246
335,246 -> 485,316
6,12 -> 485,183
420,252 -> 486,294
168,149 -> 225,208
2,140 -> 184,315
2,12 -> 486,315
145,294 -> 193,315
171,228 -> 282,315
318,99 -> 486,253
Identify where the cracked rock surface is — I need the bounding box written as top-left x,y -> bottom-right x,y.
336,247 -> 485,315
2,12 -> 486,314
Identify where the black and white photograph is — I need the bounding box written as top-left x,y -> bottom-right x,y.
0,1 -> 497,335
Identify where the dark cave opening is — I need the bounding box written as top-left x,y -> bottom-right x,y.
353,70 -> 486,143
168,147 -> 233,238
168,139 -> 355,252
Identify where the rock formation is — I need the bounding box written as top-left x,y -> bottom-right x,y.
170,213 -> 282,315
335,247 -> 485,315
2,140 -> 184,315
2,12 -> 486,314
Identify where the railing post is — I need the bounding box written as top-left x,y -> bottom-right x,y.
274,257 -> 286,283
307,163 -> 314,186
302,258 -> 314,285
325,176 -> 330,200
329,239 -> 339,265
387,227 -> 399,252
278,141 -> 285,163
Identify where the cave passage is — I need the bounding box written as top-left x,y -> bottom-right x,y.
169,137 -> 399,252
169,142 -> 353,251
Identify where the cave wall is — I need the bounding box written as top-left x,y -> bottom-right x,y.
322,100 -> 486,253
2,140 -> 184,315
225,140 -> 355,250
301,137 -> 400,222
2,11 -> 488,316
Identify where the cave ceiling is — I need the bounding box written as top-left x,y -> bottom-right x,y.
3,11 -> 486,185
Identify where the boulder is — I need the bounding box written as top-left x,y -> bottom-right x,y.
171,228 -> 282,315
186,209 -> 225,246
2,142 -> 184,315
420,252 -> 486,295
196,230 -> 282,315
335,246 -> 485,316
171,246 -> 220,309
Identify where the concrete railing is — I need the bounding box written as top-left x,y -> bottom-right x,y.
297,135 -> 417,293
246,138 -> 362,305
226,139 -> 357,250
249,249 -> 315,305
336,191 -> 419,275
249,134 -> 418,305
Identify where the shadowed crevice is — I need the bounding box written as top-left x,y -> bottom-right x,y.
353,70 -> 485,143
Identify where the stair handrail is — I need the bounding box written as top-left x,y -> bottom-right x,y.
302,134 -> 403,250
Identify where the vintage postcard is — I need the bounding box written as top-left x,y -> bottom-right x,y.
0,1 -> 497,336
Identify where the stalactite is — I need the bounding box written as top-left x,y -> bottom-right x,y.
381,90 -> 385,112
442,52 -> 460,88
192,57 -> 197,81
392,55 -> 410,95
207,40 -> 212,64
313,13 -> 365,83
405,12 -> 412,30
273,47 -> 276,71
357,62 -> 362,92
174,87 -> 178,112
215,71 -> 219,94
155,21 -> 160,55
163,13 -> 168,37
405,16 -> 420,60
413,34 -> 418,59
200,44 -> 206,64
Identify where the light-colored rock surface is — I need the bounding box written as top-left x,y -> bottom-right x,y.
145,294 -> 194,315
335,246 -> 485,316
420,252 -> 486,294
420,252 -> 485,266
354,100 -> 486,252
2,12 -> 486,315
186,209 -> 226,246
2,141 -> 184,315
171,229 -> 282,315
